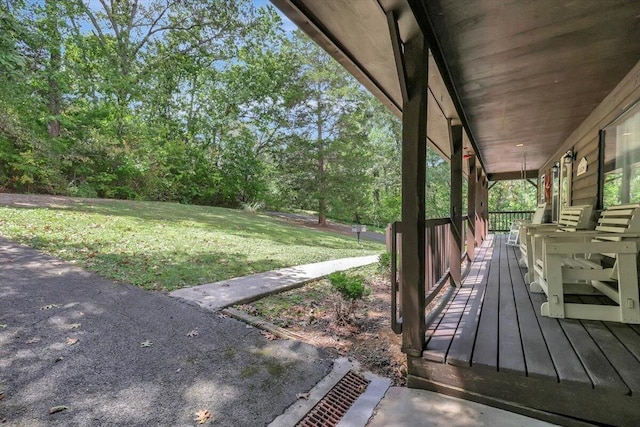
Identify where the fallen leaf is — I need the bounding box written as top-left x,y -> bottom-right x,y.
187,329 -> 198,337
0,324 -> 7,329
194,409 -> 211,424
25,337 -> 40,344
40,304 -> 59,310
140,340 -> 153,348
0,392 -> 4,400
217,313 -> 229,319
49,405 -> 68,414
296,392 -> 310,400
260,331 -> 278,341
69,324 -> 81,330
65,337 -> 79,345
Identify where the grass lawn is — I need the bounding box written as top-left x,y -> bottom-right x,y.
0,198 -> 384,291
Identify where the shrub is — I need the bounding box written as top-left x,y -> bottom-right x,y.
378,252 -> 392,274
328,271 -> 370,323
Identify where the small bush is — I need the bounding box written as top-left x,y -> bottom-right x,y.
378,252 -> 392,274
328,271 -> 370,323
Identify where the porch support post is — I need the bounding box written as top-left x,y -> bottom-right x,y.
481,173 -> 489,239
449,122 -> 463,286
467,156 -> 477,259
388,9 -> 428,356
475,167 -> 483,246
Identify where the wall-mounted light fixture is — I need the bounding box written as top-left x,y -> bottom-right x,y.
564,149 -> 575,163
552,162 -> 560,173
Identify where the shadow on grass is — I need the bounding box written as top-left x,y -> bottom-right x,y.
4,233 -> 289,292
3,199 -> 382,251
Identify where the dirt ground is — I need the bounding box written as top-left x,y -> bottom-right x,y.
237,272 -> 410,386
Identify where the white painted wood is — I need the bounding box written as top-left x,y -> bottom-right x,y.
532,205 -> 640,323
519,204 -> 593,271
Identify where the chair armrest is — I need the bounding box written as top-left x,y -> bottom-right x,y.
534,230 -> 598,238
544,240 -> 638,255
525,224 -> 560,235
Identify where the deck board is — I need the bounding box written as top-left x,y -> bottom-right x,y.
446,244 -> 491,366
423,245 -> 489,363
498,238 -> 526,374
581,320 -> 640,393
471,236 -> 500,369
559,315 -> 629,394
415,234 -> 640,425
606,322 -> 640,361
506,243 -> 557,379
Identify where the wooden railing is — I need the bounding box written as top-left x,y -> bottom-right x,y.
389,216 -> 471,334
488,210 -> 534,232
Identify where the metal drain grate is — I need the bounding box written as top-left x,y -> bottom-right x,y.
296,370 -> 370,427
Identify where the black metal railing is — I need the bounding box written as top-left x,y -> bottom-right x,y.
488,210 -> 534,232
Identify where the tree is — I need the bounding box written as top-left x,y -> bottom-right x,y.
489,180 -> 537,211
275,31 -> 375,226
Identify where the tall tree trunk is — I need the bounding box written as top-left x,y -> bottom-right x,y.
45,0 -> 61,137
317,101 -> 326,226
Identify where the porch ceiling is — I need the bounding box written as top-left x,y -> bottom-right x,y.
270,0 -> 640,177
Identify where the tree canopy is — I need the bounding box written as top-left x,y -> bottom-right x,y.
0,0 -> 530,226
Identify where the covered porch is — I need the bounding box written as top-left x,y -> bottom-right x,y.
270,0 -> 640,425
413,233 -> 640,425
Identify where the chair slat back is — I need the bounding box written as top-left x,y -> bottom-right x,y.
557,205 -> 593,230
595,204 -> 640,236
531,203 -> 547,225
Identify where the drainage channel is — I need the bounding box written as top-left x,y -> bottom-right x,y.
296,370 -> 370,427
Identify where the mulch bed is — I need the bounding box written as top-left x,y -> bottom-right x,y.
236,270 -> 408,386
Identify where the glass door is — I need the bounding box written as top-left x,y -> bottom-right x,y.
552,164 -> 560,222
559,154 -> 572,212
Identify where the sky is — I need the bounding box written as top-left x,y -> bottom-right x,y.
254,0 -> 298,33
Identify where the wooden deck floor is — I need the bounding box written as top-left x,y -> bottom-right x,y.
409,234 -> 640,427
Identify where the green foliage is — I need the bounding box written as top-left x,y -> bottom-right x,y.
328,271 -> 370,302
0,0 -> 466,228
488,180 -> 537,212
377,252 -> 392,274
328,271 -> 370,323
0,199 -> 383,291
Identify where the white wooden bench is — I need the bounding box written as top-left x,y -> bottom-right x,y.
519,204 -> 594,282
510,203 -> 547,254
531,204 -> 640,323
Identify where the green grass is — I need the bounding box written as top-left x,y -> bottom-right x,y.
0,199 -> 383,291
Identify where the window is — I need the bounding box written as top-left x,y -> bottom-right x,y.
602,101 -> 640,208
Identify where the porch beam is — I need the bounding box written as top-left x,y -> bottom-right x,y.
407,0 -> 486,173
526,178 -> 537,190
487,170 -> 538,181
399,29 -> 428,357
449,122 -> 463,286
385,10 -> 409,103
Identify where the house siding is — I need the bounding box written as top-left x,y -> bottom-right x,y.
540,60 -> 640,208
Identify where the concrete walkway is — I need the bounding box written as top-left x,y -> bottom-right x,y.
368,387 -> 558,427
170,255 -> 378,310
